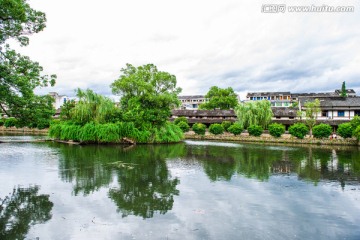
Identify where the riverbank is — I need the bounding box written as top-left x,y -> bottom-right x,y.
184,131 -> 360,146
1,127 -> 359,146
0,126 -> 48,134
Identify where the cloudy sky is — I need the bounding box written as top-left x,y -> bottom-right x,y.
11,0 -> 360,99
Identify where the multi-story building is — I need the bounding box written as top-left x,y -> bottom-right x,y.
49,92 -> 70,110
245,92 -> 292,107
178,95 -> 208,109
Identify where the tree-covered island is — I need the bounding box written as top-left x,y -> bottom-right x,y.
49,64 -> 184,144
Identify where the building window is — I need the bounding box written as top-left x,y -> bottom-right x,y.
63,98 -> 67,103
355,110 -> 360,116
338,111 -> 345,117
321,111 -> 327,117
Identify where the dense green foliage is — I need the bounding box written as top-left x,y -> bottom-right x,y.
312,124 -> 332,139
192,123 -> 206,135
235,100 -> 273,129
353,125 -> 360,140
221,121 -> 232,131
350,116 -> 360,129
49,121 -> 183,144
337,123 -> 353,139
70,89 -> 120,124
268,123 -> 285,138
0,118 -> 4,126
247,125 -> 263,137
199,86 -> 238,110
0,0 -> 56,127
209,123 -> 224,135
288,123 -> 309,139
227,123 -> 243,135
174,117 -> 188,125
111,63 -> 181,127
176,121 -> 190,132
59,100 -> 75,120
4,117 -> 17,127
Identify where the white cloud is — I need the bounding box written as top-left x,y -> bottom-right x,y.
10,0 -> 360,98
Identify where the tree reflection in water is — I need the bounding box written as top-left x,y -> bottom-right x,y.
56,142 -> 360,219
57,143 -> 184,218
185,143 -> 360,186
0,186 -> 53,239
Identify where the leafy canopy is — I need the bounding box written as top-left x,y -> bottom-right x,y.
111,63 -> 181,127
0,0 -> 56,126
235,100 -> 273,129
70,88 -> 120,125
199,86 -> 238,110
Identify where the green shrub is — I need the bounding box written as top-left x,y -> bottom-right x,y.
36,119 -> 50,129
48,123 -> 62,139
337,123 -> 353,139
4,118 -> 17,128
95,123 -> 121,143
192,123 -> 206,135
268,123 -> 285,138
49,121 -> 183,144
350,115 -> 360,129
174,117 -> 188,125
288,123 -> 308,139
228,123 -> 243,135
312,123 -> 332,139
353,125 -> 360,140
247,125 -> 263,137
151,122 -> 183,143
221,121 -> 233,131
177,121 -> 190,132
209,123 -> 224,135
60,124 -> 81,141
0,118 -> 4,126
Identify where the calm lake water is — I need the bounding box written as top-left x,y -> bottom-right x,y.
0,135 -> 360,240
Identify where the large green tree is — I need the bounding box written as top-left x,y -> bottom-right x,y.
199,86 -> 238,110
111,63 -> 181,127
0,0 -> 56,126
235,100 -> 273,129
70,88 -> 120,124
301,99 -> 321,137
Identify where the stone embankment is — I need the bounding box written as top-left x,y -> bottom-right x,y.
184,131 -> 360,146
0,126 -> 48,134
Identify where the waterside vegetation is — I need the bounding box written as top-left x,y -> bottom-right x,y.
48,65 -> 184,144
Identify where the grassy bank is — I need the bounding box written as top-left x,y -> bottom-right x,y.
48,121 -> 184,144
184,131 -> 359,146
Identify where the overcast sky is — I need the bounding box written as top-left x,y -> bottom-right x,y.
11,0 -> 360,100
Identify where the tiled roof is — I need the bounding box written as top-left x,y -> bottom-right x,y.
299,97 -> 360,108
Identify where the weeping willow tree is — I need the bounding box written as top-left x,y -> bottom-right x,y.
70,88 -> 120,124
235,100 -> 273,129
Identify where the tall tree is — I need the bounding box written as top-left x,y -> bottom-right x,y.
199,86 -> 238,110
111,63 -> 181,127
70,88 -> 120,124
235,100 -> 273,129
302,99 -> 321,137
340,81 -> 347,97
0,0 -> 56,126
